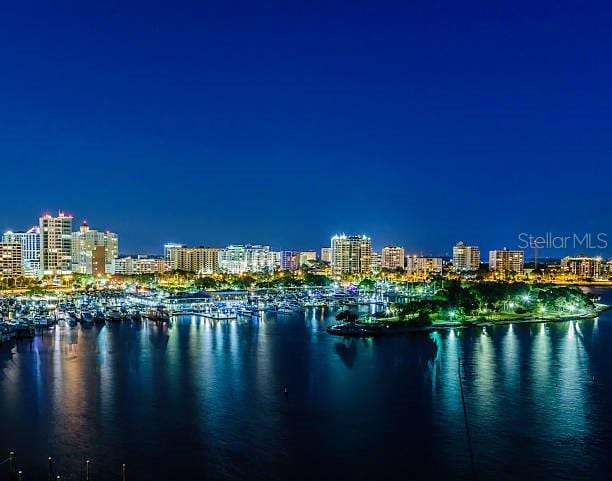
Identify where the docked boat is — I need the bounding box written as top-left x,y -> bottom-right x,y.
277,302 -> 304,313
0,323 -> 17,343
94,310 -> 107,324
10,320 -> 34,339
67,312 -> 79,327
33,315 -> 53,328
146,306 -> 170,323
81,311 -> 94,325
327,322 -> 383,337
237,304 -> 261,316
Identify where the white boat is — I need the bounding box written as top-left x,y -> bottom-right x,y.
277,302 -> 304,313
33,316 -> 53,328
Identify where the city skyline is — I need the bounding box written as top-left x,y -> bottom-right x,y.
2,3 -> 612,481
2,209 -> 611,259
5,214 -> 610,280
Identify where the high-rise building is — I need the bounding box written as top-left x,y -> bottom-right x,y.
381,246 -> 405,270
164,243 -> 184,270
561,255 -> 604,279
175,247 -> 220,274
489,249 -> 524,274
452,242 -> 481,272
299,251 -> 317,267
247,245 -> 274,272
218,244 -> 275,274
40,212 -> 73,276
91,245 -> 107,276
2,226 -> 40,276
72,220 -> 119,275
271,251 -> 281,271
405,256 -> 443,276
219,245 -> 248,274
330,234 -> 372,275
370,252 -> 382,273
0,242 -> 23,277
280,251 -> 300,271
320,247 -> 331,263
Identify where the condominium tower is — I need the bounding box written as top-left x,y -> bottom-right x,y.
72,220 -> 119,275
40,212 -> 73,276
164,243 -> 184,269
489,249 -> 525,274
405,256 -> 443,276
452,242 -> 481,271
280,251 -> 300,272
0,242 -> 23,277
2,226 -> 40,276
175,247 -> 220,274
218,244 -> 275,274
381,246 -> 405,270
330,234 -> 372,275
561,255 -> 604,279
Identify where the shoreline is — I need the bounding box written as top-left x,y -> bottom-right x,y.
3,281 -> 612,297
327,304 -> 611,337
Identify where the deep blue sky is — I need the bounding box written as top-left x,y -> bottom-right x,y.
1,0 -> 611,256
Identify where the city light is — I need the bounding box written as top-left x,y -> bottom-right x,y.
0,5 -> 610,479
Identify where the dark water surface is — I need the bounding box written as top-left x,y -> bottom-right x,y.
1,288 -> 612,480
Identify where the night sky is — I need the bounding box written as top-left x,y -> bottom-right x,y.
1,1 -> 611,256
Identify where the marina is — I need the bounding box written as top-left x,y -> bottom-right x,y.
0,286 -> 399,344
0,2 -> 608,479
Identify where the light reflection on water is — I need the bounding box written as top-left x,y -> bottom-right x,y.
0,289 -> 611,480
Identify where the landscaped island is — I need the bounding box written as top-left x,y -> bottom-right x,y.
328,282 -> 610,336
